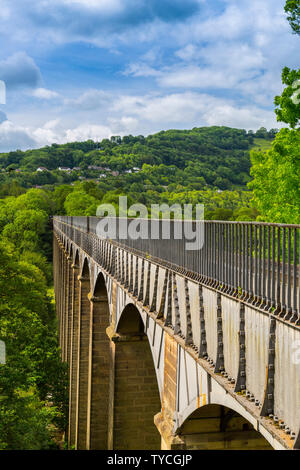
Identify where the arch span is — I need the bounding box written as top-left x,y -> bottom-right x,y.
112,303 -> 161,450
80,257 -> 90,281
177,404 -> 273,450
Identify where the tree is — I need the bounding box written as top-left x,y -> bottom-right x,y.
274,67 -> 300,128
285,0 -> 300,34
0,188 -> 68,449
249,128 -> 300,223
255,127 -> 268,138
0,243 -> 66,449
249,0 -> 300,224
64,190 -> 99,216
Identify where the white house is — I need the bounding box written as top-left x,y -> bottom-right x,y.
36,167 -> 48,172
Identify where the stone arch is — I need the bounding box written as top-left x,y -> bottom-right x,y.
76,255 -> 92,449
112,303 -> 161,450
87,271 -> 111,449
80,257 -> 91,280
177,404 -> 273,450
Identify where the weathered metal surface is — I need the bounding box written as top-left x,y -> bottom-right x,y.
176,275 -> 187,340
156,267 -> 167,314
222,296 -> 240,382
274,322 -> 300,436
142,310 -> 165,395
202,286 -> 218,364
176,346 -> 203,418
245,306 -> 269,404
188,280 -> 201,351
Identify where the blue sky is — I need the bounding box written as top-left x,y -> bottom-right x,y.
0,0 -> 298,151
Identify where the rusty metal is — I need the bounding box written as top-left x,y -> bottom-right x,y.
53,217 -> 300,326
235,303 -> 246,393
261,317 -> 276,417
214,292 -> 224,374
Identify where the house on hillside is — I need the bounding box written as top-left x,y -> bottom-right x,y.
88,165 -> 105,171
36,167 -> 48,172
58,167 -> 72,173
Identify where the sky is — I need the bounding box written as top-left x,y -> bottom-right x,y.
0,0 -> 298,152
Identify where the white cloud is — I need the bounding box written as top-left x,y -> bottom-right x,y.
0,89 -> 282,152
0,120 -> 36,151
0,117 -> 113,151
125,63 -> 161,78
61,0 -> 122,11
63,123 -> 112,142
31,88 -> 60,99
110,91 -> 278,131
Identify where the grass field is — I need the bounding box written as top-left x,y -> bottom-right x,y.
251,138 -> 273,152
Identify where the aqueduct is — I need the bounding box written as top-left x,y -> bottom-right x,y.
53,216 -> 300,450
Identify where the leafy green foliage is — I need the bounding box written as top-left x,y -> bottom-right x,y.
0,189 -> 68,449
285,0 -> 300,34
64,189 -> 99,216
249,128 -> 300,223
274,67 -> 300,128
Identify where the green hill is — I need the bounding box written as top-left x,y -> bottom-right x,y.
0,126 -> 276,194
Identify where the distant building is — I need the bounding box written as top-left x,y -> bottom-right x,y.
111,171 -> 119,176
72,167 -> 81,171
99,174 -> 107,178
88,165 -> 105,171
36,167 -> 48,172
58,167 -> 72,172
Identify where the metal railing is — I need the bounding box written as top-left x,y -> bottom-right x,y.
54,216 -> 300,323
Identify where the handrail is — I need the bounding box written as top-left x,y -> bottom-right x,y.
53,216 -> 300,323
